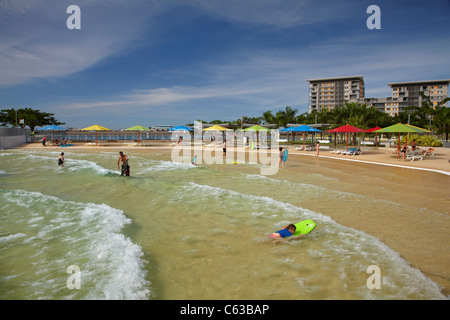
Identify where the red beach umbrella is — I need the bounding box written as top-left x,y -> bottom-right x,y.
326,124 -> 365,151
365,127 -> 382,147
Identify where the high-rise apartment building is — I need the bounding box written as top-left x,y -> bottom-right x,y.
306,76 -> 365,113
362,79 -> 450,116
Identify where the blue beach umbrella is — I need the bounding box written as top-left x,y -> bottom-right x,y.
280,127 -> 295,143
291,125 -> 322,133
169,125 -> 193,131
39,125 -> 67,143
292,125 -> 322,150
39,125 -> 67,131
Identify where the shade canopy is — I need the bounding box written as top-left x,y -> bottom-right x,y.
374,123 -> 430,133
125,125 -> 151,131
202,125 -> 229,131
81,124 -> 111,131
39,125 -> 67,131
365,126 -> 382,133
243,125 -> 270,131
326,124 -> 366,133
280,127 -> 295,132
375,123 -> 430,159
292,125 -> 322,132
169,125 -> 193,131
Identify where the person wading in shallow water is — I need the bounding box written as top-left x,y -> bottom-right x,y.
118,151 -> 130,176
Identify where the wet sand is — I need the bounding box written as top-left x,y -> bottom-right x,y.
17,141 -> 450,295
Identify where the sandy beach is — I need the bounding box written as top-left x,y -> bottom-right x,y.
15,141 -> 450,296
20,140 -> 450,174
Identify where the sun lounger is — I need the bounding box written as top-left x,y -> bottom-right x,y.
421,148 -> 435,156
406,151 -> 423,161
342,148 -> 362,156
330,149 -> 343,154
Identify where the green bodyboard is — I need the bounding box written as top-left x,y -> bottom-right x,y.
292,219 -> 316,236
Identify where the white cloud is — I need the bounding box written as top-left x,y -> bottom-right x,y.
185,0 -> 356,28
57,32 -> 450,121
0,0 -> 161,86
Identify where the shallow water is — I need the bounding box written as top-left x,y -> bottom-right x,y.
0,149 -> 447,299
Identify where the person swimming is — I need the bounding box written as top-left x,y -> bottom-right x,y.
271,224 -> 296,239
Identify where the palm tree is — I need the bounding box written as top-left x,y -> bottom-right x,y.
275,106 -> 298,127
262,111 -> 277,125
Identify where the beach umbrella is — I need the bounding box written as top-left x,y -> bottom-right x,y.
125,125 -> 151,131
168,125 -> 193,131
39,124 -> 67,144
40,124 -> 67,131
365,127 -> 382,147
202,125 -> 229,146
365,126 -> 382,133
81,124 -> 111,145
326,124 -> 365,151
292,125 -> 322,151
243,125 -> 269,132
280,127 -> 295,143
244,125 -> 270,147
374,123 -> 430,158
291,125 -> 322,133
202,125 -> 228,131
125,125 -> 151,145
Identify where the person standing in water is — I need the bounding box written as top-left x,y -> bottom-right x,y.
277,147 -> 284,167
58,152 -> 65,167
223,139 -> 227,158
118,151 -> 130,176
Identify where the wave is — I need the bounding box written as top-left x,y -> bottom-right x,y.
65,158 -> 120,176
177,182 -> 446,299
0,189 -> 151,300
139,159 -> 197,173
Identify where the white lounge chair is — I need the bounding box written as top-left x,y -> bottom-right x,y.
342,148 -> 362,156
406,151 -> 423,161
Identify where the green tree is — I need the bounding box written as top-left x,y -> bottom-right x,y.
275,106 -> 298,127
0,108 -> 64,132
433,105 -> 450,141
262,110 -> 277,125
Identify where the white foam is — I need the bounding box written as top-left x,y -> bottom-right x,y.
0,189 -> 151,300
0,233 -> 27,243
140,159 -> 196,173
66,159 -> 119,175
179,182 -> 447,299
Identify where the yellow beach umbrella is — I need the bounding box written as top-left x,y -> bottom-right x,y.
81,124 -> 111,145
202,125 -> 229,146
202,125 -> 228,131
81,124 -> 111,131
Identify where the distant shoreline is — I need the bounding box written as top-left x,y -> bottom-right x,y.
17,141 -> 450,176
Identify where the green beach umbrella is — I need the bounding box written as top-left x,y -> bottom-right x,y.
243,125 -> 270,131
125,125 -> 151,145
243,125 -> 270,147
375,123 -> 430,158
125,125 -> 151,131
374,123 -> 429,133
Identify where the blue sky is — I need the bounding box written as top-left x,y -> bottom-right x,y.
1,0 -> 449,129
